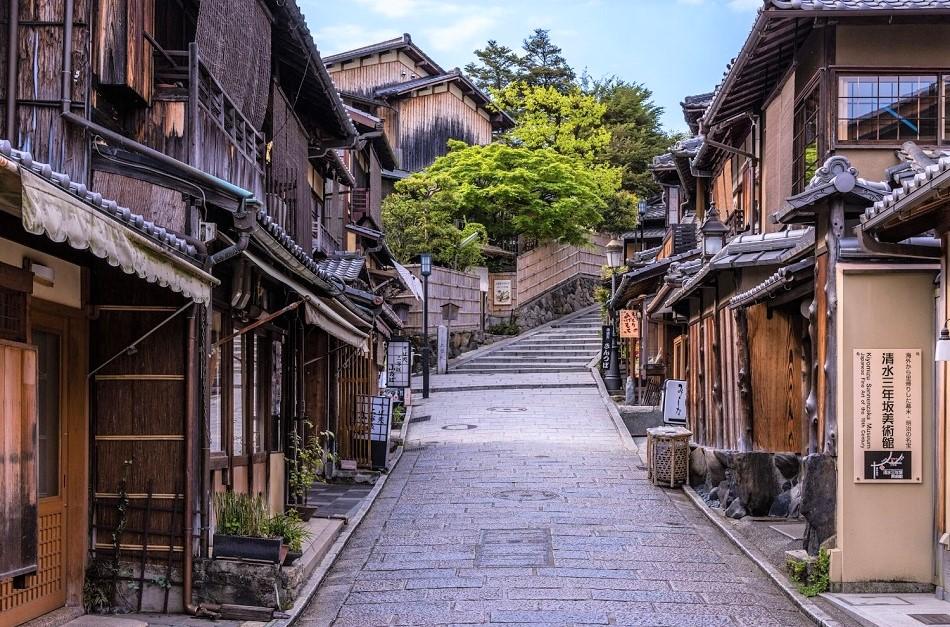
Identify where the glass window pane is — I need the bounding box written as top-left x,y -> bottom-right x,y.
233,334 -> 244,455
210,312 -> 223,452
35,330 -> 60,498
251,335 -> 261,453
271,338 -> 283,451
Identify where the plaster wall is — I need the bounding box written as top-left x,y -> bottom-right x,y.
836,24 -> 950,66
834,266 -> 937,586
0,236 -> 82,308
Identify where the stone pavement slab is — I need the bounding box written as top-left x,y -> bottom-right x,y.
298,371 -> 817,626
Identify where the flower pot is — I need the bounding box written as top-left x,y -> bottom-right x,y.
283,550 -> 302,566
212,533 -> 282,563
289,504 -> 317,521
279,543 -> 289,565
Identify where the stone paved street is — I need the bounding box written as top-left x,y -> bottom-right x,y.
298,371 -> 812,626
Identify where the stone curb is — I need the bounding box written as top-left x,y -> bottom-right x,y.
269,445 -> 405,627
445,303 -> 601,370
681,484 -> 841,627
588,360 -> 639,453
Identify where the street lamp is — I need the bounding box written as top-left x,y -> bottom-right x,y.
420,253 -> 432,398
604,238 -> 624,393
638,199 -> 648,252
701,203 -> 729,259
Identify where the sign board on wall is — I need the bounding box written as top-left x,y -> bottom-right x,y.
619,310 -> 639,338
386,339 -> 412,388
493,279 -> 512,305
853,349 -> 922,483
662,379 -> 688,425
600,325 -> 612,371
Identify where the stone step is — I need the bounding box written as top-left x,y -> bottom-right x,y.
494,349 -> 598,357
462,357 -> 594,366
452,366 -> 591,374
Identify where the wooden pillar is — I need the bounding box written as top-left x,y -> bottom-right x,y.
698,306 -> 707,445
823,198 -> 844,457
734,306 -> 754,452
711,293 -> 725,449
803,295 -> 819,455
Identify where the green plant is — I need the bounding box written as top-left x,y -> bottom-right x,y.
213,492 -> 271,538
267,509 -> 311,552
787,549 -> 830,597
488,318 -> 520,335
392,404 -> 406,427
287,423 -> 338,504
82,563 -> 114,613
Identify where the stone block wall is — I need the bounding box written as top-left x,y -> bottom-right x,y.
513,275 -> 599,332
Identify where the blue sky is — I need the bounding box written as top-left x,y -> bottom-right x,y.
301,0 -> 762,132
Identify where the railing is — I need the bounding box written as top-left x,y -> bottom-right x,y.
153,47 -> 266,200
349,188 -> 369,223
313,221 -> 343,257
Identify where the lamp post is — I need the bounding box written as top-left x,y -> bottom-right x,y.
604,238 -> 624,393
638,199 -> 647,253
701,203 -> 729,259
420,253 -> 432,398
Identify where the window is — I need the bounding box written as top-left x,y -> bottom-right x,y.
793,87 -> 821,193
35,331 -> 59,498
251,334 -> 262,453
837,74 -> 939,143
271,337 -> 284,452
667,186 -> 680,226
232,334 -> 244,455
209,311 -> 224,453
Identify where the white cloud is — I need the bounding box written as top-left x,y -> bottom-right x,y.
313,23 -> 402,56
423,13 -> 498,53
351,0 -> 470,18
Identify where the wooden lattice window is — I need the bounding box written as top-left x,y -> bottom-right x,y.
0,262 -> 32,343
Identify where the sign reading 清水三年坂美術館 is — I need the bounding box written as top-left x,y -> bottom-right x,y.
853,348 -> 921,483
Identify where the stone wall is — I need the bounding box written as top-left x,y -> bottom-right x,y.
409,329 -> 491,371
513,275 -> 599,331
689,446 -> 837,555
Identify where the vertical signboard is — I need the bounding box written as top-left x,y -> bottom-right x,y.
662,379 -> 688,425
601,325 -> 612,371
493,279 -> 512,305
853,349 -> 921,483
619,310 -> 639,338
386,339 -> 412,388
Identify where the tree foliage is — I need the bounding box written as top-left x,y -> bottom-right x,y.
494,83 -> 609,161
464,40 -> 520,93
383,140 -> 616,258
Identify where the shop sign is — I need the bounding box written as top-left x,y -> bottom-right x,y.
493,279 -> 512,305
853,348 -> 921,483
386,339 -> 412,388
662,379 -> 688,425
601,325 -> 612,371
619,310 -> 639,338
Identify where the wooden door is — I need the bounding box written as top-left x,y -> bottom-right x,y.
0,325 -> 66,626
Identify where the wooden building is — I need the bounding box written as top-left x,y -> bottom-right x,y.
610,0 -> 950,594
325,34 -> 514,178
0,0 -> 407,622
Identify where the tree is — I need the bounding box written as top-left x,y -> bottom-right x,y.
381,177 -> 486,270
494,83 -> 609,161
589,78 -> 679,199
385,140 -> 617,248
519,29 -> 575,92
465,40 -> 521,93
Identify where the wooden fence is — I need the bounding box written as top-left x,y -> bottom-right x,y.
515,235 -> 608,305
392,265 -> 482,332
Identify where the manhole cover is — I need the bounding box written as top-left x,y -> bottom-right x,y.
476,528 -> 553,567
441,424 -> 477,431
495,489 -> 558,502
408,415 -> 431,424
487,407 -> 527,412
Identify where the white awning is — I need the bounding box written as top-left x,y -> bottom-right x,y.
393,260 -> 423,301
7,163 -> 215,304
244,249 -> 370,350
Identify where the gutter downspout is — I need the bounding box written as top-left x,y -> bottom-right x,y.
857,228 -> 942,260
6,0 -> 17,140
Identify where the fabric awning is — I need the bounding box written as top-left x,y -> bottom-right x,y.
393,260 -> 423,301
3,158 -> 216,304
244,249 -> 370,350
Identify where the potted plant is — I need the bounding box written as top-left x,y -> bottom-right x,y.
287,422 -> 338,521
268,509 -> 311,566
212,492 -> 283,563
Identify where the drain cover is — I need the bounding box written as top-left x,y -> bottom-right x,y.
495,489 -> 558,502
441,424 -> 477,431
476,528 -> 553,567
487,407 -> 527,412
911,616 -> 950,626
408,415 -> 431,424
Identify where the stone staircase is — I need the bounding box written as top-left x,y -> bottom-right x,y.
451,308 -> 603,374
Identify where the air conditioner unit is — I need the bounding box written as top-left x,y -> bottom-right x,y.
198,221 -> 217,243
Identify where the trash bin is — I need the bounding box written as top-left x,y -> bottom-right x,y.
646,426 -> 692,488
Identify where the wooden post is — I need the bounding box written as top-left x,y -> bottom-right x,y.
803,295 -> 819,455
711,298 -> 725,449
823,198 -> 844,457
734,307 -> 754,452
698,312 -> 707,446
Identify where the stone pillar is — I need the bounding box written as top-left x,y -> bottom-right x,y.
437,325 -> 448,374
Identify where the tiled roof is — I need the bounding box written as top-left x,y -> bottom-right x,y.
768,0 -> 950,9
863,146 -> 950,228
0,140 -> 199,259
323,33 -> 446,76
256,209 -> 349,290
650,152 -> 675,170
729,257 -> 815,309
316,255 -> 365,283
776,156 -> 891,225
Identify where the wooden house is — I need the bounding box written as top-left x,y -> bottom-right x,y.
0,0 -> 408,622
610,0 -> 950,594
325,34 -> 514,179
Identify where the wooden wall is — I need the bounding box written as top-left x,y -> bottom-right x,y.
762,71 -> 795,234
92,171 -> 188,235
516,235 -> 608,305
747,304 -> 805,453
392,265 -> 482,332
398,88 -> 493,172
268,83 -> 313,251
